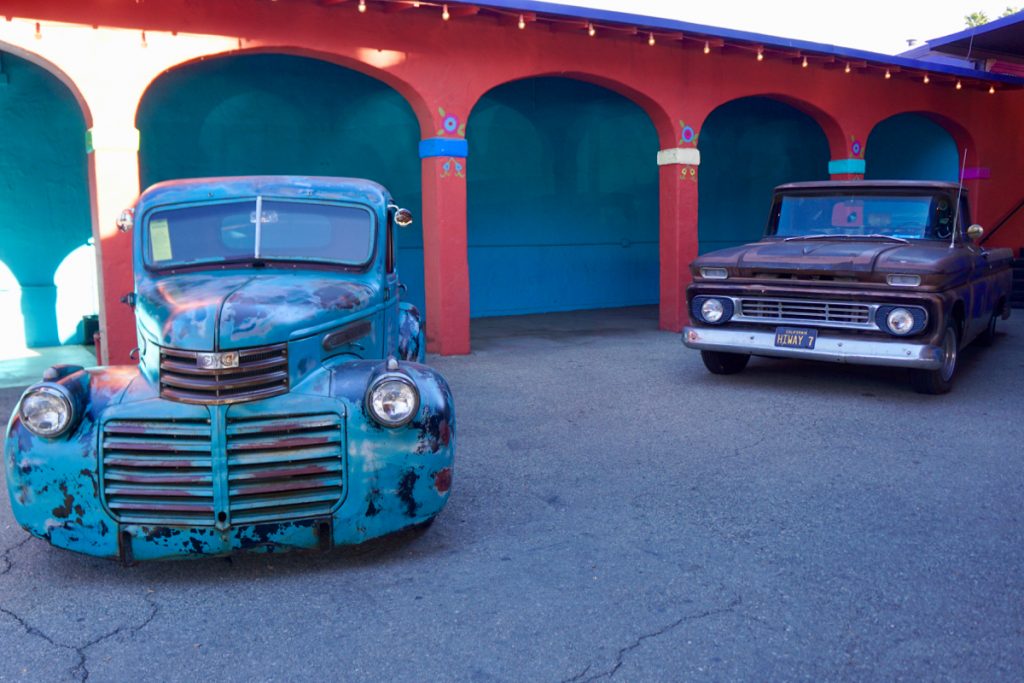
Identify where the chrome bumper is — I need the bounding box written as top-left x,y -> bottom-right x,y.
682,326 -> 944,370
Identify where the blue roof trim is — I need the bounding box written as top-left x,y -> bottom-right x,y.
828,159 -> 866,175
447,0 -> 1024,85
924,11 -> 1023,48
419,137 -> 469,158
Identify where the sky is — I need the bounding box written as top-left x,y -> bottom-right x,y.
549,1 -> 1020,55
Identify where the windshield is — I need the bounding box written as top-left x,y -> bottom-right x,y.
767,192 -> 960,240
144,200 -> 375,269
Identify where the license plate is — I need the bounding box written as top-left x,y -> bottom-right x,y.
774,327 -> 818,349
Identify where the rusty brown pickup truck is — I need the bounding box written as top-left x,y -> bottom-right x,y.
683,180 -> 1014,394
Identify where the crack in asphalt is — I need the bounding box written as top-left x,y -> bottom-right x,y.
0,536 -> 31,576
573,596 -> 744,682
0,589 -> 162,682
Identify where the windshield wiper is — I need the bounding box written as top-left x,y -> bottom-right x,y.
782,234 -> 909,244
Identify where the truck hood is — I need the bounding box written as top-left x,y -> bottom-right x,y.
136,272 -> 376,350
697,239 -> 969,278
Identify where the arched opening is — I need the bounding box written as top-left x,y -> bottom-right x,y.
466,77 -> 659,318
866,113 -> 959,181
54,241 -> 99,345
698,96 -> 830,253
0,50 -> 92,348
136,53 -> 425,309
0,260 -> 26,357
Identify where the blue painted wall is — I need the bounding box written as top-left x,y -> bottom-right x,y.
137,54 -> 426,312
0,51 -> 91,347
865,113 -> 958,182
467,78 -> 659,318
698,97 -> 830,253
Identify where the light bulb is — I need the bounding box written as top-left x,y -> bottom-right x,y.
358,0 -> 366,12
703,41 -> 710,54
802,56 -> 808,68
588,22 -> 596,37
844,62 -> 851,74
955,80 -> 962,90
885,69 -> 891,79
518,14 -> 525,29
442,4 -> 449,20
923,73 -> 929,84
648,32 -> 655,46
756,47 -> 764,61
989,85 -> 996,94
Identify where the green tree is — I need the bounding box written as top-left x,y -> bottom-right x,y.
964,11 -> 989,26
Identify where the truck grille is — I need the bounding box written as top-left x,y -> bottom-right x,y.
101,413 -> 345,527
736,298 -> 873,328
160,343 -> 288,404
102,418 -> 215,525
225,413 -> 345,525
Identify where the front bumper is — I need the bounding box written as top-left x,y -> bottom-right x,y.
683,326 -> 944,369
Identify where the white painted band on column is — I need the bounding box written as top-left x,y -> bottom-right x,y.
86,127 -> 140,153
657,148 -> 700,166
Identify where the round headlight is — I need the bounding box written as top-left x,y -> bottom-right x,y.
701,298 -> 725,323
367,376 -> 420,427
886,308 -> 915,335
19,386 -> 74,437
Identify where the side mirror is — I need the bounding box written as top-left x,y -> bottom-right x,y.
394,208 -> 414,228
967,224 -> 984,242
116,208 -> 134,232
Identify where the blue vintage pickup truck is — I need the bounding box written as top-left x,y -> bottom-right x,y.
5,176 -> 455,561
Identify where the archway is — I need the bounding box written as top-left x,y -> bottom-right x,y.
466,77 -> 659,318
54,241 -> 99,345
0,260 -> 26,357
866,113 -> 959,181
136,52 -> 425,309
698,97 -> 831,253
0,50 -> 91,347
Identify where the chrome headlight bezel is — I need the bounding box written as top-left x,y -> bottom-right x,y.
874,305 -> 928,336
18,384 -> 77,438
365,373 -> 420,428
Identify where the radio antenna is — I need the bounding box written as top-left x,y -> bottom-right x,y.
951,148 -> 968,249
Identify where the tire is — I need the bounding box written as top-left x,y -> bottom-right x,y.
976,309 -> 999,347
911,321 -> 960,394
700,350 -> 750,375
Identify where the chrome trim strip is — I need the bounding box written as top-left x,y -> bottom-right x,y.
682,326 -> 943,370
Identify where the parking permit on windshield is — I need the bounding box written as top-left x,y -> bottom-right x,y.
150,218 -> 173,262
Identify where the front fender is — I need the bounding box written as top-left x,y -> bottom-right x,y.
5,366 -> 141,555
328,358 -> 454,538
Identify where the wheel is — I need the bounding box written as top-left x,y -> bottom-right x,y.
976,309 -> 999,347
700,350 -> 750,375
911,321 -> 960,394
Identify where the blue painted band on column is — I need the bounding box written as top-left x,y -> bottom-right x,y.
419,138 -> 468,159
828,158 -> 866,175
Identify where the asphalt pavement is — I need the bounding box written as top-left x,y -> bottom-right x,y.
1,306 -> 1022,682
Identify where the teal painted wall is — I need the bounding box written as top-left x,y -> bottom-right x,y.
865,113 -> 958,182
0,51 -> 91,347
137,54 -> 426,312
467,78 -> 659,318
698,97 -> 830,253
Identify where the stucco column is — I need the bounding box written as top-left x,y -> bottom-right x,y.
87,124 -> 141,365
657,147 -> 701,331
419,137 -> 470,355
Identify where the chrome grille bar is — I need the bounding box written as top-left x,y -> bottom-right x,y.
159,343 -> 289,405
732,297 -> 879,330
